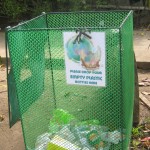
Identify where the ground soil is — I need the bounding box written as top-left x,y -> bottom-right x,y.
0,68 -> 150,150
138,69 -> 150,124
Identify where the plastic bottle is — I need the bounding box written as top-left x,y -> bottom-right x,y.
56,125 -> 76,142
100,130 -> 122,144
35,133 -> 51,150
108,130 -> 122,144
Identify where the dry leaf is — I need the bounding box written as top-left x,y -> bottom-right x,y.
141,137 -> 150,142
0,64 -> 5,68
0,115 -> 4,122
0,80 -> 5,82
141,137 -> 150,149
132,139 -> 141,146
143,130 -> 150,133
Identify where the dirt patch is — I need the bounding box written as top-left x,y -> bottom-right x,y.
0,68 -> 25,150
138,69 -> 150,124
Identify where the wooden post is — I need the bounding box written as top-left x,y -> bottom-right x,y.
133,55 -> 139,126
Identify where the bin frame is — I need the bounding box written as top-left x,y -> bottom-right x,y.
6,10 -> 134,150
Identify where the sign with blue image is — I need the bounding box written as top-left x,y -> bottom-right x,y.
63,31 -> 106,87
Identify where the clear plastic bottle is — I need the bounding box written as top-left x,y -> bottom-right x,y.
100,130 -> 122,144
35,133 -> 51,150
56,125 -> 76,143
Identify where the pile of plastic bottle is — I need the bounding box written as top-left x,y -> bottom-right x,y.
35,109 -> 125,150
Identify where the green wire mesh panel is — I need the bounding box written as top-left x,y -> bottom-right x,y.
6,11 -> 134,150
8,68 -> 20,127
121,13 -> 134,149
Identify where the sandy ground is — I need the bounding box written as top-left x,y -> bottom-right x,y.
133,30 -> 150,63
0,68 -> 25,150
0,67 -> 150,150
138,69 -> 150,124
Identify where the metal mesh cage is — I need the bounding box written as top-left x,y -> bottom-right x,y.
6,11 -> 134,150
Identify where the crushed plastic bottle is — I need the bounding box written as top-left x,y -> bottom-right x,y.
108,130 -> 122,144
49,122 -> 60,134
82,147 -> 96,150
101,130 -> 122,144
50,109 -> 77,125
47,135 -> 81,150
80,137 -> 96,150
35,133 -> 51,150
57,125 -> 76,142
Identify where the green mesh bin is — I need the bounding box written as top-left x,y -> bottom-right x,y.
6,11 -> 134,150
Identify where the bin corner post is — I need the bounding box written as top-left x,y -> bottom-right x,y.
5,27 -> 28,150
45,13 -> 57,109
119,27 -> 124,150
5,26 -> 11,128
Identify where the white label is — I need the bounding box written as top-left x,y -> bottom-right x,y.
63,32 -> 106,87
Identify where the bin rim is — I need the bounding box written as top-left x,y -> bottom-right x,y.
6,27 -> 122,32
6,10 -> 133,32
46,10 -> 132,14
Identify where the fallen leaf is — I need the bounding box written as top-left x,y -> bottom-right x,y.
0,115 -> 4,122
141,137 -> 150,142
132,139 -> 141,146
143,130 -> 150,133
0,64 -> 5,68
141,141 -> 150,149
141,137 -> 150,149
0,80 -> 5,82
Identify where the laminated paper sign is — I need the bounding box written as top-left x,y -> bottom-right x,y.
63,32 -> 106,87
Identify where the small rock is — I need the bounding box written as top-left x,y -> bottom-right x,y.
139,82 -> 145,86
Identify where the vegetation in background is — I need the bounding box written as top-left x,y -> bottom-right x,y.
0,0 -> 149,26
0,0 -> 108,22
1,0 -> 27,22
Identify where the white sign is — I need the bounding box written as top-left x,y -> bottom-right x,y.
63,32 -> 106,87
